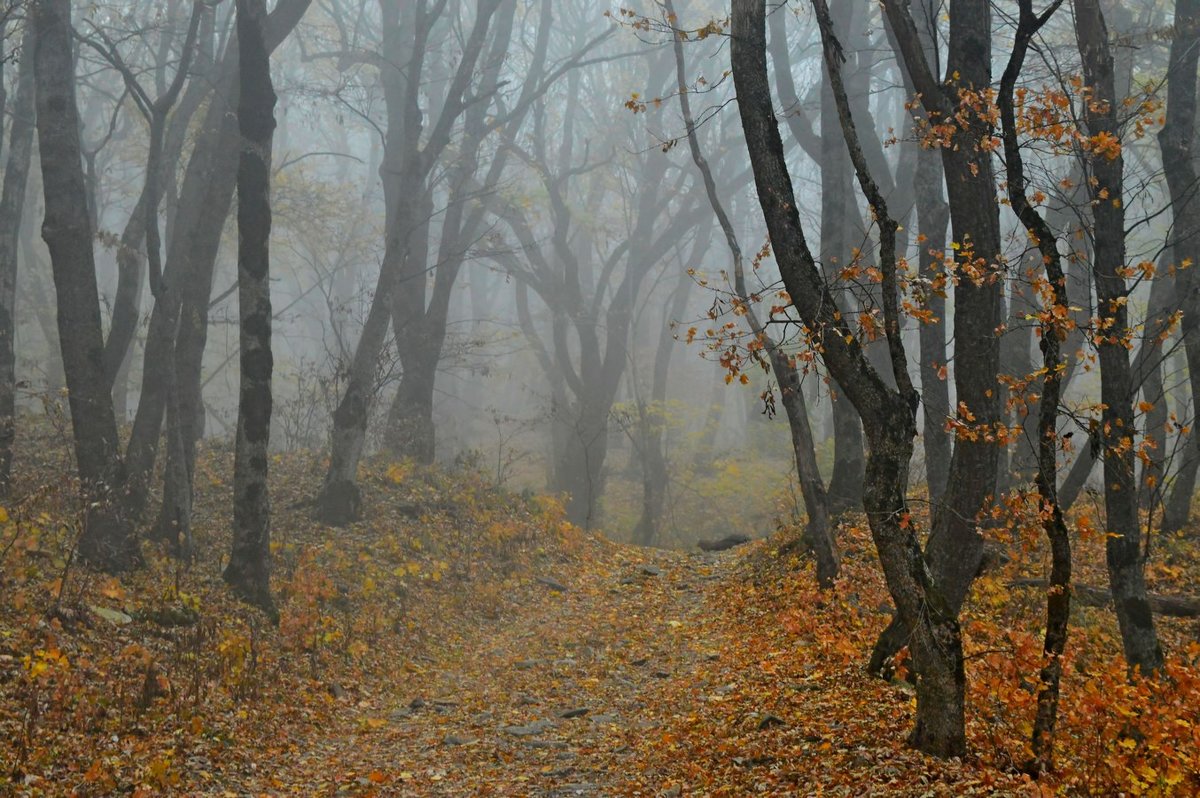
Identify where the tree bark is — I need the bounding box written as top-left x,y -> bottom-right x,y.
125,0 -> 312,528
33,0 -> 136,572
0,26 -> 36,496
817,1 -> 865,516
224,0 -> 277,618
882,2 -> 952,505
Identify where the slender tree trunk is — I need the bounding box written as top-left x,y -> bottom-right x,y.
818,1 -> 865,515
997,267 -> 1038,496
668,6 -> 836,581
225,0 -> 276,617
1076,0 -> 1163,674
33,0 -> 136,571
631,236 -> 699,547
914,148 -> 951,504
998,4 -> 1072,769
883,0 -> 953,505
0,27 -> 36,496
1158,0 -> 1200,538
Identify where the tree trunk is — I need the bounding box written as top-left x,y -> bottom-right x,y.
882,0 -> 953,505
1158,0 -> 1200,539
732,0 -> 965,756
631,234 -> 699,547
668,8 -> 835,580
1058,270 -> 1175,512
125,0 -> 312,525
872,0 -> 1006,670
33,0 -> 136,571
0,26 -> 36,496
317,0 -> 501,518
557,397 -> 610,530
997,3 -> 1072,769
225,0 -> 277,617
818,2 -> 865,515
1075,0 -> 1163,674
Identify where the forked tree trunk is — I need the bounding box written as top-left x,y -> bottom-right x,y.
732,0 -> 965,756
124,0 -> 311,530
225,0 -> 277,617
0,27 -> 36,496
33,0 -> 136,572
872,0 -> 1006,672
316,0 -> 502,521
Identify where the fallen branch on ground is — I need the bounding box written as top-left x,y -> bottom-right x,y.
1010,578 -> 1200,617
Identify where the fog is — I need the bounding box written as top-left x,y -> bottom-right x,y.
8,0 -> 1200,782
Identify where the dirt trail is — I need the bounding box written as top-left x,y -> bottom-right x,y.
275,545 -> 733,796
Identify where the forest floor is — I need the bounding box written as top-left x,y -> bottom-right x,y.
2,421 -> 1199,796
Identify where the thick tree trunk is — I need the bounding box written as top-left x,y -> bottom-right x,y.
0,27 -> 36,496
1076,0 -> 1163,674
33,0 -> 136,571
383,186 -> 435,462
871,0 -> 1006,671
557,398 -> 610,530
225,0 -> 276,617
383,339 -> 438,464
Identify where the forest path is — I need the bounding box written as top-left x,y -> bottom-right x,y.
277,543 -> 736,796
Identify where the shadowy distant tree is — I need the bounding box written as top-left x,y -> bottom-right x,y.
315,0 -> 505,524
0,22 -> 36,497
